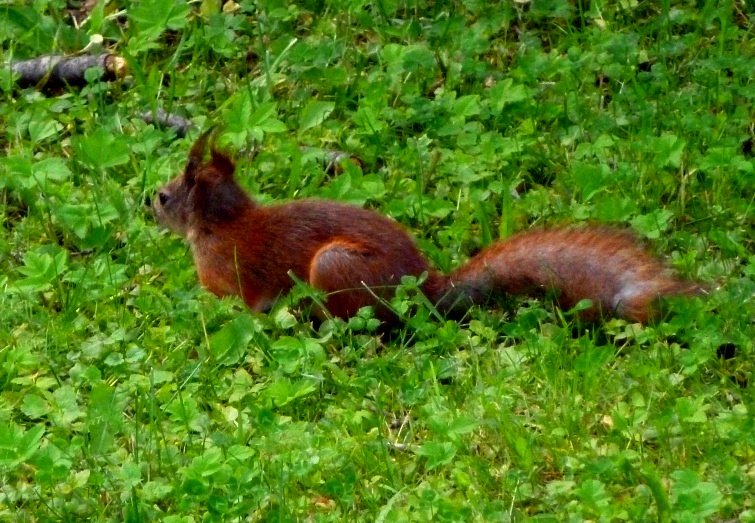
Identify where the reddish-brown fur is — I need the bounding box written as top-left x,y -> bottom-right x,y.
153,134 -> 698,325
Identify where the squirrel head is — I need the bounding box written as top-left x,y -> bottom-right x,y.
153,129 -> 255,238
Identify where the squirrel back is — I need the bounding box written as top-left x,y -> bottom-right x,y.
153,133 -> 699,325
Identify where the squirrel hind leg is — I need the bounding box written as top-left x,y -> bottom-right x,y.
309,240 -> 398,321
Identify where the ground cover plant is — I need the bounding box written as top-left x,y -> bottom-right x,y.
1,0 -> 754,521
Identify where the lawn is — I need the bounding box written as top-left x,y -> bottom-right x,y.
1,1 -> 754,521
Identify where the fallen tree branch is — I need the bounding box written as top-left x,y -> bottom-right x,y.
140,108 -> 193,137
300,146 -> 363,174
11,53 -> 127,90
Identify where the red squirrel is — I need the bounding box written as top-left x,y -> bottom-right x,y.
153,132 -> 699,325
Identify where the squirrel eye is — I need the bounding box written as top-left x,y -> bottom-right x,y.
158,191 -> 169,206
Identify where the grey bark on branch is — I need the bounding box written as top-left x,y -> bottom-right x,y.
11,53 -> 126,90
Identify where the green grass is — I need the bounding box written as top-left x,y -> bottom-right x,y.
2,0 -> 754,521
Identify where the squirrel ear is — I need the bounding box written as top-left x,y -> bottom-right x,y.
185,127 -> 215,184
209,147 -> 235,178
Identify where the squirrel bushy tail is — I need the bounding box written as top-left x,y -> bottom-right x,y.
424,228 -> 699,323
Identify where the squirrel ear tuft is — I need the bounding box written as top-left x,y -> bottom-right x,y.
185,127 -> 215,183
210,147 -> 236,178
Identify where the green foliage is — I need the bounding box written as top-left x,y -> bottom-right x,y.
1,0 -> 754,521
